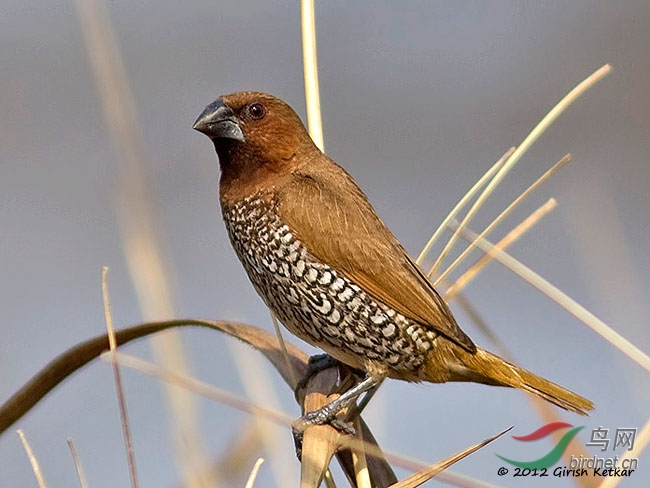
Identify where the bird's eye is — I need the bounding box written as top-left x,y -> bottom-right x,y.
248,103 -> 266,120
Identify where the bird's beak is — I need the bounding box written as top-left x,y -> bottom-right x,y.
193,99 -> 245,142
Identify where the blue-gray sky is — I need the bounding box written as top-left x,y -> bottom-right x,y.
1,1 -> 649,487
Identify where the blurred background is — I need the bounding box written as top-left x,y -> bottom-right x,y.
1,1 -> 649,486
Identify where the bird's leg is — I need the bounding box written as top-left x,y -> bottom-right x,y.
293,375 -> 382,434
350,378 -> 384,417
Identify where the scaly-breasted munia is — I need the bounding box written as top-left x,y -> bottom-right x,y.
193,91 -> 593,424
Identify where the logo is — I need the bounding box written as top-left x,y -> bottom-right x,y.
495,423 -> 639,479
496,422 -> 583,469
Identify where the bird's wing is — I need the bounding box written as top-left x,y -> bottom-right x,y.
278,162 -> 476,352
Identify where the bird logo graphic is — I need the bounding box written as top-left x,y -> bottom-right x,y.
497,422 -> 584,469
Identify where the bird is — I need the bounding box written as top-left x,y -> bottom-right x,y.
193,91 -> 593,426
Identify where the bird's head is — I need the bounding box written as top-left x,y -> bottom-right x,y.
194,91 -> 319,177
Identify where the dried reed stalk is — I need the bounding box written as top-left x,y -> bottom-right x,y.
17,429 -> 48,488
444,198 -> 557,299
67,439 -> 89,488
71,0 -> 210,485
450,223 -> 650,373
435,154 -> 571,285
429,65 -> 611,276
102,267 -> 139,488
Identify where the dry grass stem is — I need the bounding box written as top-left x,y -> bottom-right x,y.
72,0 -> 210,484
417,147 -> 513,266
175,424 -> 268,488
243,458 -> 265,488
103,350 -> 296,427
228,340 -> 295,487
270,311 -> 298,390
434,154 -> 571,284
102,267 -> 117,349
0,319 -> 310,435
335,432 -> 505,487
206,424 -> 262,486
101,346 -> 491,485
66,438 -> 89,488
323,469 -> 338,488
450,222 -> 650,373
444,198 -> 557,300
352,418 -> 372,488
448,290 -> 511,355
102,267 -> 139,488
430,65 -> 611,276
299,366 -> 342,488
388,427 -> 512,488
2,312 -> 503,487
301,0 -> 324,151
17,429 -> 48,488
332,412 -> 397,487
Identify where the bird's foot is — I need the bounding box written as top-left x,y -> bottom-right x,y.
293,403 -> 356,435
292,374 -> 382,458
291,403 -> 356,459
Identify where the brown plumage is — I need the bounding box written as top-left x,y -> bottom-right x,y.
194,91 -> 593,415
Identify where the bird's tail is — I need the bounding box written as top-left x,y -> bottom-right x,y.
448,347 -> 594,415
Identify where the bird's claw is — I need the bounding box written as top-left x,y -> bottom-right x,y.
293,406 -> 356,434
291,405 -> 356,459
331,418 -> 356,435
